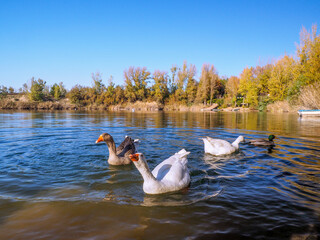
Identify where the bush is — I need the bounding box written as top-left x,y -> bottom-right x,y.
29,78 -> 46,101
0,86 -> 8,99
67,85 -> 85,105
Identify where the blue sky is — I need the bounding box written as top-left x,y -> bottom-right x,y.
0,0 -> 319,90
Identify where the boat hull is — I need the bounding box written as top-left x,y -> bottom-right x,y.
298,110 -> 320,117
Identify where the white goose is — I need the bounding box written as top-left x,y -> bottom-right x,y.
202,136 -> 244,155
129,149 -> 191,194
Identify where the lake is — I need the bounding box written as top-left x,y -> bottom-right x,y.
0,111 -> 319,239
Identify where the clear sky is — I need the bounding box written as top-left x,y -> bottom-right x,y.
1,0 -> 319,90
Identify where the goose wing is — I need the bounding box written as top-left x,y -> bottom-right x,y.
117,137 -> 136,157
152,149 -> 190,180
116,136 -> 131,155
204,137 -> 235,155
206,137 -> 231,148
159,157 -> 190,192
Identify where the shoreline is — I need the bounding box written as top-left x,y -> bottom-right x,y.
0,95 -> 304,113
0,104 -> 299,114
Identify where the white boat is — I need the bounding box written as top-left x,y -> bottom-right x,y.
298,109 -> 320,117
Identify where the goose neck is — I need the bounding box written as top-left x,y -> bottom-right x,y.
106,141 -> 117,156
135,161 -> 157,182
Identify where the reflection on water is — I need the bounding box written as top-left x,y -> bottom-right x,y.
0,111 -> 319,239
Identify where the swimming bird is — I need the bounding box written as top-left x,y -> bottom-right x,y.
249,135 -> 276,147
129,149 -> 191,194
202,136 -> 245,155
96,133 -> 137,165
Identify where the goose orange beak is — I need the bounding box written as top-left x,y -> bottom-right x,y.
95,135 -> 104,143
129,154 -> 139,161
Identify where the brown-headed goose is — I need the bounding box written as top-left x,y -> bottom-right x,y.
96,133 -> 138,165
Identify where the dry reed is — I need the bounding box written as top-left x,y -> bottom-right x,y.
298,82 -> 320,109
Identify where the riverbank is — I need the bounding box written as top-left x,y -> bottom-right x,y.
0,94 -> 307,113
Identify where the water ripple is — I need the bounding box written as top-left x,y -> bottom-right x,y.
0,111 -> 319,239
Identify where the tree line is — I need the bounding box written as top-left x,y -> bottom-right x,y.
1,25 -> 319,109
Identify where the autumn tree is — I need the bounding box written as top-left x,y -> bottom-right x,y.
196,64 -> 219,104
238,67 -> 259,106
185,64 -> 198,104
100,76 -> 117,106
114,85 -> 125,104
174,61 -> 189,103
152,70 -> 169,104
268,55 -> 297,102
208,67 -> 220,104
297,24 -> 320,85
124,67 -> 151,102
225,76 -> 240,104
169,65 -> 178,94
254,64 -> 273,96
196,64 -> 209,104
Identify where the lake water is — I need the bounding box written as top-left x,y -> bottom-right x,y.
0,111 -> 319,239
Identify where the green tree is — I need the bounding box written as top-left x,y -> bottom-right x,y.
50,82 -> 66,100
92,72 -> 105,94
50,84 -> 62,100
68,84 -> 85,105
59,82 -> 67,97
22,83 -> 28,94
29,77 -> 46,101
8,87 -> 14,94
0,86 -> 8,99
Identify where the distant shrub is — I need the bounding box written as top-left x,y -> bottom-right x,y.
0,86 -> 8,99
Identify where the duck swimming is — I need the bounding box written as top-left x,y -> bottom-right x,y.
96,133 -> 137,165
249,135 -> 276,147
129,149 -> 190,194
202,136 -> 245,155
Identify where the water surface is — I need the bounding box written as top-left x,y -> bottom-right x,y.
0,111 -> 319,239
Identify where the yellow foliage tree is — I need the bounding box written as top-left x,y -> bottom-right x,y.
268,55 -> 298,101
124,67 -> 151,102
238,67 -> 259,106
196,64 -> 219,104
297,25 -> 320,84
152,70 -> 169,104
226,76 -> 240,101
